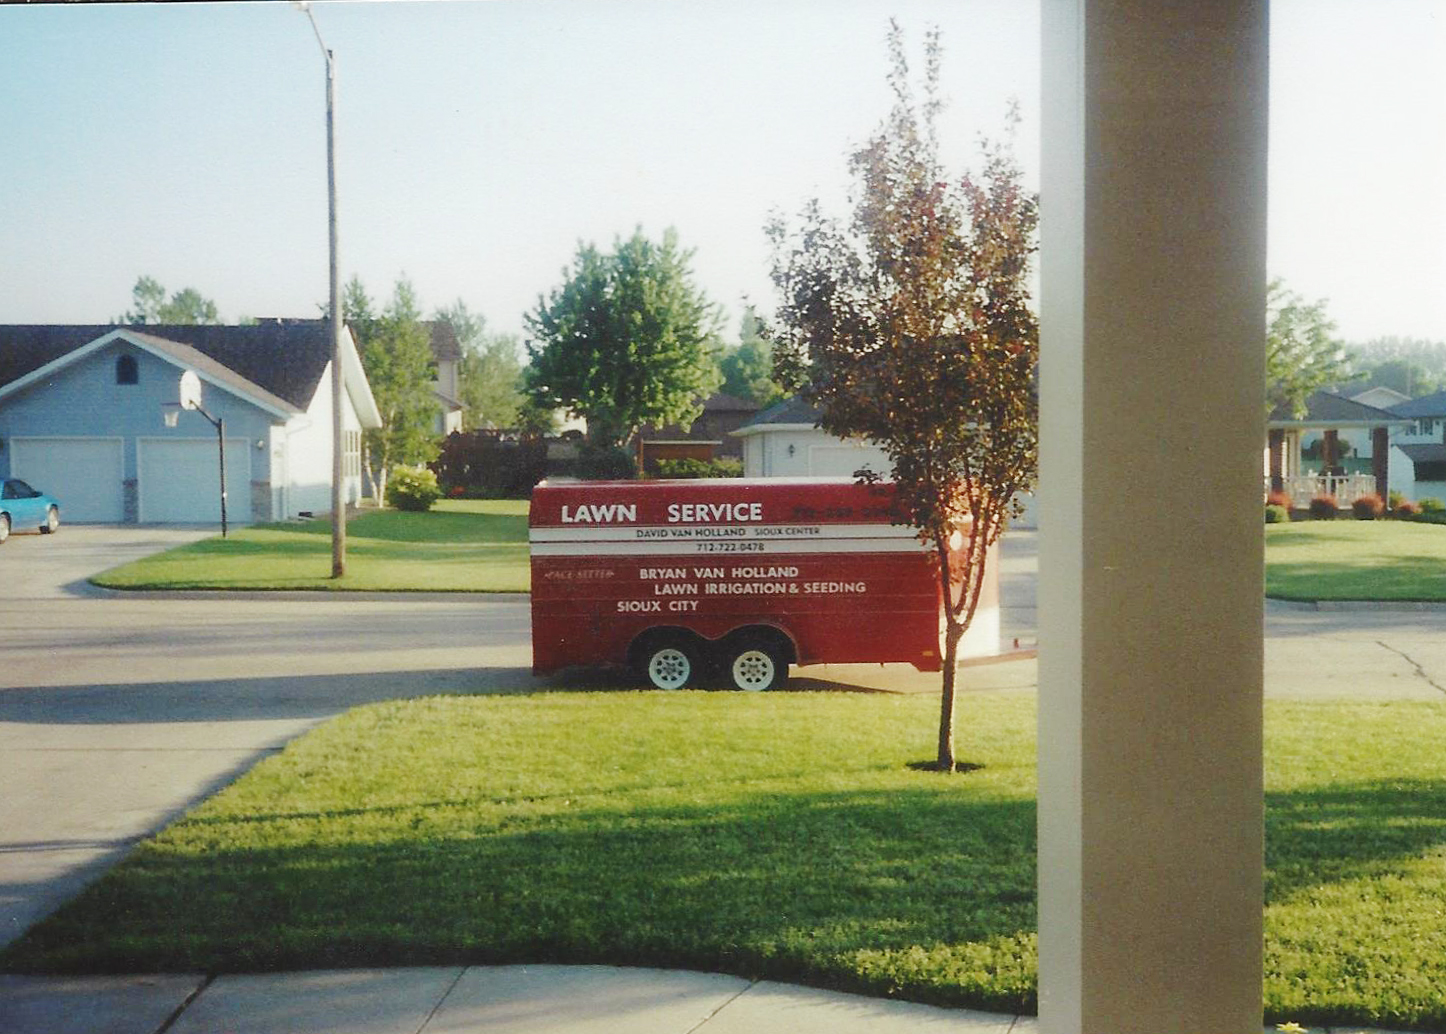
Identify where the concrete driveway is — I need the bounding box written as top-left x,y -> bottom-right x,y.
0,526 -> 535,949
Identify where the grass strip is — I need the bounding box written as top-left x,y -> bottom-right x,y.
89,499 -> 530,592
4,693 -> 1444,1030
1266,519 -> 1446,601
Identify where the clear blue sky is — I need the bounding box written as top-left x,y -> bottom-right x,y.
2,1 -> 1442,348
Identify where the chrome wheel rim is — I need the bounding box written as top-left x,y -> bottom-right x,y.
648,648 -> 691,690
732,649 -> 775,691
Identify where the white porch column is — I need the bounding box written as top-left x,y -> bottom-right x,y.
1038,3 -> 1267,1033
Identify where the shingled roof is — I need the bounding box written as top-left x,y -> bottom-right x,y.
1267,390 -> 1409,427
735,396 -> 820,431
0,321 -> 337,411
1390,390 -> 1446,419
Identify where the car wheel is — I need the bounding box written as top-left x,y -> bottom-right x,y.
728,639 -> 787,692
643,639 -> 698,690
0,513 -> 9,545
40,506 -> 59,534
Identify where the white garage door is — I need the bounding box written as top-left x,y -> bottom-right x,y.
9,437 -> 125,522
808,443 -> 889,478
138,438 -> 251,524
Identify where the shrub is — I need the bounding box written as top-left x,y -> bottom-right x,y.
1265,504 -> 1290,524
655,457 -> 745,479
1351,493 -> 1384,520
1308,494 -> 1339,519
433,431 -> 548,499
1419,497 -> 1445,513
577,444 -> 637,481
1396,499 -> 1421,517
1265,490 -> 1292,509
385,465 -> 443,512
1388,490 -> 1406,510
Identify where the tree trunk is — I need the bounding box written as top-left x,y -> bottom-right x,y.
361,442 -> 380,505
938,620 -> 965,770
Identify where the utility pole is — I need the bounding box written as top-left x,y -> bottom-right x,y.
298,1 -> 346,577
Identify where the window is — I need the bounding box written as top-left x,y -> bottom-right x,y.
343,430 -> 362,479
116,355 -> 138,385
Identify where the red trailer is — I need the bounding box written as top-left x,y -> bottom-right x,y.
529,477 -> 993,690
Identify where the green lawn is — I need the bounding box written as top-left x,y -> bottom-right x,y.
4,691 -> 1444,1030
91,499 -> 530,592
1266,518 -> 1446,601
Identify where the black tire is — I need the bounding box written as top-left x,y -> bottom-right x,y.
0,513 -> 9,545
40,506 -> 59,534
727,638 -> 787,692
642,637 -> 700,690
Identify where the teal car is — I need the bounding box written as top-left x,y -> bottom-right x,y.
0,478 -> 61,543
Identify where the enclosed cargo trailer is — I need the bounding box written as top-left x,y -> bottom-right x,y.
529,477 -> 998,690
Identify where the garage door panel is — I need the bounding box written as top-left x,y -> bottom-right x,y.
138,439 -> 251,524
9,437 -> 124,522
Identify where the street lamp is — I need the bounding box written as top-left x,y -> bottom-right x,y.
295,0 -> 346,578
163,370 -> 228,538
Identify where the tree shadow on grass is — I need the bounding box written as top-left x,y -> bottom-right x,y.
1265,777 -> 1446,901
0,790 -> 1038,1013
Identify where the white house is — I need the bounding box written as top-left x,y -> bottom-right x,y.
731,396 -> 1009,658
733,397 -> 1038,527
427,322 -> 464,436
0,321 -> 381,524
732,397 -> 892,479
1389,389 -> 1446,502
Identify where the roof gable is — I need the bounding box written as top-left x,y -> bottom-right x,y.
0,321 -> 333,411
0,321 -> 380,428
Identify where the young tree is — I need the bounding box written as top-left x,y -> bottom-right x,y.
349,277 -> 440,503
118,275 -> 221,325
718,305 -> 787,406
1266,278 -> 1352,417
768,24 -> 1038,772
526,228 -> 723,448
435,299 -> 526,430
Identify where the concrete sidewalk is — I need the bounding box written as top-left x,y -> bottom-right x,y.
0,965 -> 1423,1034
0,965 -> 1038,1034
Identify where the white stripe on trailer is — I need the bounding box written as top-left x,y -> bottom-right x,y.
529,523 -> 922,543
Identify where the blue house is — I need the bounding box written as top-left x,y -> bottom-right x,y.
0,321 -> 381,524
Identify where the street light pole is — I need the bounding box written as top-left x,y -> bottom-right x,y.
299,1 -> 346,578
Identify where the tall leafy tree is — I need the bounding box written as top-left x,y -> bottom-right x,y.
1351,336 -> 1446,398
1266,278 -> 1352,417
718,305 -> 787,406
435,299 -> 526,430
348,276 -> 440,502
526,228 -> 723,448
768,24 -> 1038,772
118,275 -> 221,325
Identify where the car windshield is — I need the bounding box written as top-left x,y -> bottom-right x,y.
3,480 -> 34,500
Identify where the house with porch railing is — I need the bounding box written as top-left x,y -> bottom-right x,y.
1265,390 -> 1411,505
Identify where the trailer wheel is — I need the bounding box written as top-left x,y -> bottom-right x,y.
643,639 -> 698,690
728,639 -> 787,692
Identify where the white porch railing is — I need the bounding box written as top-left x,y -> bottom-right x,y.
1267,473 -> 1378,507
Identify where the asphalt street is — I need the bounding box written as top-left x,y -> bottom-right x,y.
2,525 -> 1445,956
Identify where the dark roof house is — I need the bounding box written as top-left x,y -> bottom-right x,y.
0,322 -> 379,525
